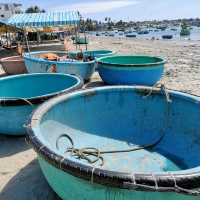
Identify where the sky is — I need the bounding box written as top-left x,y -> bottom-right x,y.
3,0 -> 200,21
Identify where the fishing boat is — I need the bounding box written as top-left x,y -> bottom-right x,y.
125,33 -> 137,38
69,50 -> 114,59
24,51 -> 96,81
72,36 -> 89,45
158,26 -> 167,31
0,73 -> 82,135
162,35 -> 173,39
180,22 -> 191,36
138,30 -> 149,35
104,32 -> 109,36
27,86 -> 200,200
171,28 -> 177,31
97,55 -> 165,85
108,32 -> 115,37
0,56 -> 27,75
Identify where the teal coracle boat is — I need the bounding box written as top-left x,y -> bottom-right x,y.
69,50 -> 114,59
24,51 -> 95,81
27,86 -> 200,200
97,55 -> 165,86
0,73 -> 82,135
71,36 -> 89,45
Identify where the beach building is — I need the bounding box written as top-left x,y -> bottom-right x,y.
0,3 -> 22,21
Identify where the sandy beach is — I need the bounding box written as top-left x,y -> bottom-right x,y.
1,37 -> 200,199
89,36 -> 200,95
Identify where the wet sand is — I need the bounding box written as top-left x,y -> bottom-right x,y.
0,37 -> 200,199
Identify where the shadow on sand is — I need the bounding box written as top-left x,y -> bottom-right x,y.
0,135 -> 30,158
0,159 -> 61,200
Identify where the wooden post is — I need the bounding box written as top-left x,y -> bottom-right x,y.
24,29 -> 30,54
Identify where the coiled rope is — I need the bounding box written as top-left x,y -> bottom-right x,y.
56,84 -> 171,166
56,130 -> 165,166
143,81 -> 172,103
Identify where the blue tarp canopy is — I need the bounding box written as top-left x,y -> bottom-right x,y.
7,11 -> 80,28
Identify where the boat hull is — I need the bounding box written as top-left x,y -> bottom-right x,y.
24,51 -> 95,81
162,35 -> 173,39
0,105 -> 34,135
38,156 -> 198,200
97,56 -> 165,85
0,73 -> 82,135
27,86 -> 200,199
69,50 -> 114,59
0,56 -> 27,75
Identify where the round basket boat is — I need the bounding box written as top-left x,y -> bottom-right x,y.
97,55 -> 165,86
0,55 -> 27,75
0,73 -> 82,135
27,86 -> 200,200
24,51 -> 95,81
69,50 -> 114,59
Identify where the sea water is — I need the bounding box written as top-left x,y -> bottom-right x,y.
91,26 -> 200,41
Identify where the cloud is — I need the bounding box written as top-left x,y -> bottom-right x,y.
50,0 -> 139,14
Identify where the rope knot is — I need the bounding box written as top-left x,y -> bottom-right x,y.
66,147 -> 104,166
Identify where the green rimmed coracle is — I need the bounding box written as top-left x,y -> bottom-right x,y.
69,50 -> 115,60
97,55 -> 165,85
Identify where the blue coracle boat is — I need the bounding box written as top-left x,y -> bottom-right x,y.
97,55 -> 165,86
24,51 -> 96,81
0,73 -> 82,135
27,86 -> 200,200
69,50 -> 114,59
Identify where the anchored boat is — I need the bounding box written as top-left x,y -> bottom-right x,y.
138,30 -> 149,35
180,22 -> 191,36
97,55 -> 165,85
82,50 -> 114,59
0,73 -> 82,135
126,33 -> 137,38
69,50 -> 114,60
24,51 -> 95,81
162,35 -> 173,39
0,56 -> 27,75
27,86 -> 200,200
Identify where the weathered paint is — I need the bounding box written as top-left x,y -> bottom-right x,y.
29,86 -> 200,199
24,51 -> 96,81
38,157 -> 199,200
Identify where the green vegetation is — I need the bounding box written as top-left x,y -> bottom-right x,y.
25,6 -> 45,13
82,18 -> 200,32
